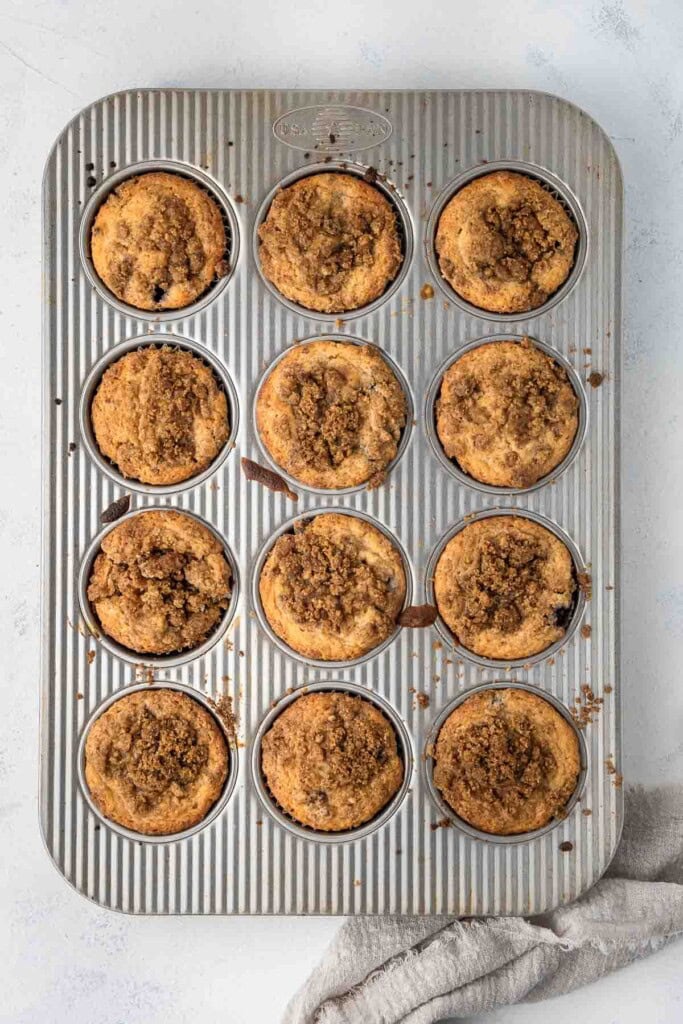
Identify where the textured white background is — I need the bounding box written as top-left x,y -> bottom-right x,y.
1,0 -> 682,1021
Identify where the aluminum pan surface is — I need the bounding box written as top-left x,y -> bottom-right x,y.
41,89 -> 622,915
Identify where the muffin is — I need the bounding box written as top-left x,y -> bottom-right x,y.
91,346 -> 230,486
259,513 -> 406,661
257,173 -> 402,313
433,515 -> 576,660
87,510 -> 232,655
84,689 -> 229,835
257,341 -> 406,489
90,172 -> 228,311
433,688 -> 581,834
435,171 -> 578,314
261,691 -> 403,831
436,338 -> 578,488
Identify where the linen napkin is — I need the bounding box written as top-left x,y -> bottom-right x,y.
284,785 -> 683,1024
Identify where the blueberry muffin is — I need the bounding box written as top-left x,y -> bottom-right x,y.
436,338 -> 578,487
91,346 -> 229,485
258,173 -> 402,313
87,510 -> 231,655
84,689 -> 229,835
259,513 -> 406,661
435,171 -> 578,314
256,341 -> 406,488
90,172 -> 228,311
433,687 -> 581,834
261,691 -> 403,831
434,515 -> 576,660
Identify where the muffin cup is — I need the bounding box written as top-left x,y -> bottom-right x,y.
253,161 -> 414,321
79,334 -> 240,495
425,508 -> 587,670
251,507 -> 414,669
424,160 -> 589,323
251,680 -> 413,844
252,333 -> 414,496
424,333 -> 588,496
423,681 -> 588,845
79,160 -> 240,321
78,506 -> 240,669
77,681 -> 239,844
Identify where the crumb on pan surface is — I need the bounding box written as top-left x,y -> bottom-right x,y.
87,510 -> 231,655
256,340 -> 406,488
258,173 -> 402,313
435,170 -> 578,314
259,512 -> 406,661
261,691 -> 403,831
84,689 -> 229,835
90,171 -> 228,311
433,515 -> 576,660
436,338 -> 578,488
433,687 -> 580,834
91,346 -> 229,485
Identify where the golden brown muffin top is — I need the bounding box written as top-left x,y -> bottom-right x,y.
91,346 -> 230,486
436,339 -> 579,488
261,691 -> 403,831
259,513 -> 406,661
256,341 -> 406,489
433,688 -> 580,834
434,516 -> 576,661
90,172 -> 228,311
435,171 -> 578,314
87,510 -> 231,655
257,173 -> 402,313
84,689 -> 229,835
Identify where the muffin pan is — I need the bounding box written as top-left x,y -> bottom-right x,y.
41,89 -> 622,915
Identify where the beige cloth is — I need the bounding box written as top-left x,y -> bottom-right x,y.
284,786 -> 683,1024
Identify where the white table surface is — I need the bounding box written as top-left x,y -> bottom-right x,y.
1,1 -> 682,1021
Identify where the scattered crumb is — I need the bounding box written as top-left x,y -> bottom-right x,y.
580,624 -> 592,639
430,818 -> 452,831
577,572 -> 593,599
415,692 -> 430,709
86,650 -> 96,665
604,684 -> 613,694
559,841 -> 573,852
582,808 -> 592,816
420,283 -> 435,300
76,692 -> 84,700
588,371 -> 604,388
571,684 -> 603,728
605,757 -> 623,787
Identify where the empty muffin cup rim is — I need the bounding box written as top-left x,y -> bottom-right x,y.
425,507 -> 587,670
78,506 -> 240,669
424,159 -> 589,322
77,680 -> 239,844
424,332 -> 588,495
252,160 -> 414,321
79,333 -> 239,495
79,159 -> 240,322
423,680 -> 588,845
252,333 -> 414,496
251,506 -> 414,670
251,680 -> 414,844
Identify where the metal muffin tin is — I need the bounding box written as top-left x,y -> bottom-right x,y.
41,89 -> 622,916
